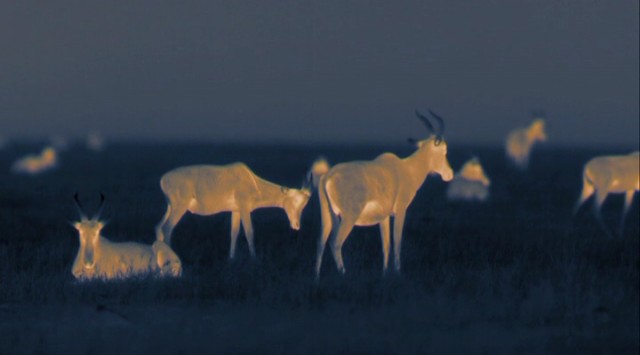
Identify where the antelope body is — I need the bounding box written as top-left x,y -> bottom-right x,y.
505,117 -> 547,170
574,151 -> 639,236
447,157 -> 491,201
156,163 -> 311,259
72,195 -> 182,281
315,111 -> 453,279
11,147 -> 58,175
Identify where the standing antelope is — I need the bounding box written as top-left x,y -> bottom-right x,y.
72,194 -> 182,281
447,157 -> 491,201
11,147 -> 58,175
505,112 -> 547,170
574,151 -> 639,236
314,110 -> 454,280
155,163 -> 312,259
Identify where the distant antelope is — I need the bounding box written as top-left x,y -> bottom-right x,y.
11,147 -> 58,175
155,163 -> 312,259
505,112 -> 547,169
314,110 -> 454,280
72,194 -> 182,281
86,132 -> 105,151
447,157 -> 491,201
574,151 -> 639,236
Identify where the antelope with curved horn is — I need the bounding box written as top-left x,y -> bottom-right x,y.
574,151 -> 639,236
447,157 -> 491,201
72,194 -> 182,280
315,110 -> 454,280
155,163 -> 312,259
505,111 -> 547,170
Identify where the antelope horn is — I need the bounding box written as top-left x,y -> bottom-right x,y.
93,193 -> 106,220
428,109 -> 445,136
73,193 -> 88,221
415,110 -> 434,134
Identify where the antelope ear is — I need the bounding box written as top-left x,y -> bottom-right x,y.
72,222 -> 81,230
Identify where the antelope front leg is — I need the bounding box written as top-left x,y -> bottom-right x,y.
392,212 -> 406,272
240,210 -> 256,259
229,212 -> 241,259
379,217 -> 390,275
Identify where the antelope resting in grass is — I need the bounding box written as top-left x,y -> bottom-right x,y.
155,163 -> 312,259
314,110 -> 454,280
72,194 -> 182,281
505,112 -> 547,170
447,157 -> 491,201
11,147 -> 58,175
574,151 -> 639,237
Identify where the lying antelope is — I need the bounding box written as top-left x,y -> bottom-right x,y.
447,157 -> 491,201
315,110 -> 454,280
574,151 -> 639,236
72,194 -> 182,281
505,112 -> 547,170
155,163 -> 312,259
11,147 -> 58,175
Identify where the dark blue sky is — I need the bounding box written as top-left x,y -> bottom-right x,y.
1,1 -> 638,146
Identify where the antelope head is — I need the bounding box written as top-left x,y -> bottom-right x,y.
281,183 -> 312,231
73,193 -> 106,271
413,110 -> 454,182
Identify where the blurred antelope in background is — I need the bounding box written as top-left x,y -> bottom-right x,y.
447,157 -> 491,201
72,194 -> 182,281
314,110 -> 454,280
505,111 -> 547,170
86,132 -> 105,151
11,147 -> 58,175
155,163 -> 312,259
574,151 -> 639,236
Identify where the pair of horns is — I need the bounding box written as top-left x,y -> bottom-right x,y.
415,109 -> 445,137
74,193 -> 105,220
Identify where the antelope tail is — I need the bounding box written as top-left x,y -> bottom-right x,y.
308,157 -> 330,189
318,175 -> 333,238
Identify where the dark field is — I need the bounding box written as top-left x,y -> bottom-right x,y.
0,143 -> 638,354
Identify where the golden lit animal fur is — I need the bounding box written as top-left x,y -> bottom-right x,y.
315,111 -> 454,279
447,157 -> 491,201
156,162 -> 311,259
309,157 -> 330,188
574,151 -> 639,236
505,118 -> 547,170
72,219 -> 182,281
11,147 -> 58,175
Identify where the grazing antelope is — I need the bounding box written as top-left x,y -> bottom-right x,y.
505,112 -> 547,170
315,110 -> 454,280
11,147 -> 58,175
447,157 -> 491,201
574,151 -> 639,236
155,163 -> 312,259
308,157 -> 330,188
72,194 -> 182,281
